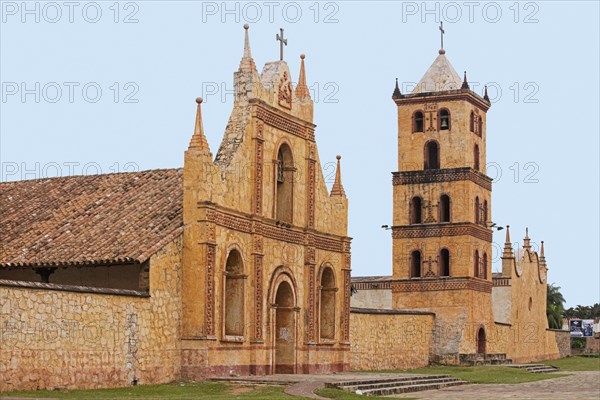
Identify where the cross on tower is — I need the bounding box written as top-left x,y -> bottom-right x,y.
439,22 -> 445,50
276,28 -> 287,61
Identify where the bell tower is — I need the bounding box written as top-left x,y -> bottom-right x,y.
390,41 -> 496,358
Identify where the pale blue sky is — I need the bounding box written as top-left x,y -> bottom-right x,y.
1,1 -> 598,307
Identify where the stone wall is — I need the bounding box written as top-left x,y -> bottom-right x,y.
0,238 -> 182,392
350,288 -> 392,309
350,308 -> 434,371
550,330 -> 571,358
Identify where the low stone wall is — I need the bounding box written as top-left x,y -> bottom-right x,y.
549,329 -> 571,358
350,308 -> 434,371
0,239 -> 182,392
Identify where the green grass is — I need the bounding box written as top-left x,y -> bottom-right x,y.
1,382 -> 304,400
394,365 -> 569,384
541,356 -> 600,371
315,387 -> 416,400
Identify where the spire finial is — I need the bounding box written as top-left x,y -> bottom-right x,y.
540,240 -> 545,257
188,97 -> 211,153
523,227 -> 531,249
462,71 -> 470,89
502,225 -> 514,258
239,23 -> 256,72
295,54 -> 310,98
392,78 -> 402,99
439,21 -> 445,53
330,155 -> 346,197
483,85 -> 490,102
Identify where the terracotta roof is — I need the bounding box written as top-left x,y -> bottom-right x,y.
0,169 -> 183,267
351,275 -> 393,283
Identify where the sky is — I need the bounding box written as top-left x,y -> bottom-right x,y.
1,1 -> 598,308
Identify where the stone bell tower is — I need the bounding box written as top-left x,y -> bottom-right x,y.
389,36 -> 497,359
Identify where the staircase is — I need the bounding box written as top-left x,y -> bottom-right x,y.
507,364 -> 560,373
326,375 -> 467,396
459,353 -> 512,366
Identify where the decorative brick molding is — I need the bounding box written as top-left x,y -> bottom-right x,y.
393,167 -> 492,191
351,281 -> 393,290
0,279 -> 149,297
306,157 -> 316,229
342,269 -> 351,342
392,277 -> 492,293
393,89 -> 491,112
391,222 -> 492,242
256,106 -> 310,141
253,120 -> 265,215
205,243 -> 217,337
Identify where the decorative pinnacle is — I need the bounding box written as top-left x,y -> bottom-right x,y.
461,71 -> 470,89
239,23 -> 256,72
392,78 -> 402,99
502,225 -> 514,258
540,240 -> 545,258
330,155 -> 346,197
483,85 -> 490,102
295,53 -> 310,98
523,227 -> 531,249
188,97 -> 211,153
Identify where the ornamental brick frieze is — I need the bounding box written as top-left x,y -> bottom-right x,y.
393,167 -> 492,191
307,159 -> 316,229
342,268 -> 351,342
204,243 -> 217,337
307,263 -> 316,342
255,105 -> 314,141
392,222 -> 492,242
203,206 -> 346,252
254,120 -> 265,215
253,253 -> 264,341
392,277 -> 491,293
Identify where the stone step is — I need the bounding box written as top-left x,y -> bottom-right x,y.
338,377 -> 462,392
328,374 -> 453,388
358,380 -> 468,396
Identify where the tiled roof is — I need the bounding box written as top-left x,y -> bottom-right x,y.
351,275 -> 393,283
0,169 -> 183,267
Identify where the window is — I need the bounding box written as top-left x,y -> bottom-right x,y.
276,144 -> 294,223
482,252 -> 488,279
319,267 -> 336,340
410,250 -> 422,278
224,249 -> 244,337
475,196 -> 480,224
474,144 -> 480,171
440,249 -> 450,276
410,196 -> 422,224
470,111 -> 475,132
439,109 -> 450,130
439,194 -> 451,222
483,200 -> 488,224
424,141 -> 440,170
478,116 -> 483,137
474,250 -> 480,278
413,111 -> 424,132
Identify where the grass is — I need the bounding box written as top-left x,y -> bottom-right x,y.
394,365 -> 569,384
1,382 -> 303,400
315,387 -> 416,400
541,356 -> 600,371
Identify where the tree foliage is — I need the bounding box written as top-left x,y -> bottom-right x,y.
546,283 -> 566,329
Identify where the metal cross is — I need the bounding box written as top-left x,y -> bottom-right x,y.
439,22 -> 445,50
276,28 -> 287,61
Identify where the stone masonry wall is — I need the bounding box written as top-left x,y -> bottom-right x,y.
350,310 -> 434,371
0,238 -> 182,392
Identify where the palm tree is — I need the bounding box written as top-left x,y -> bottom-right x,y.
547,284 -> 566,329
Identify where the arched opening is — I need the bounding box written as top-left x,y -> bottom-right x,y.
439,108 -> 450,130
413,111 -> 424,132
478,116 -> 483,137
475,196 -> 480,224
482,252 -> 488,279
477,327 -> 486,354
474,250 -> 480,278
224,249 -> 244,337
439,249 -> 450,276
274,279 -> 296,374
319,267 -> 336,340
424,141 -> 440,170
470,111 -> 475,132
410,196 -> 423,224
276,144 -> 294,223
439,194 -> 451,223
410,250 -> 422,278
483,200 -> 488,224
474,144 -> 480,171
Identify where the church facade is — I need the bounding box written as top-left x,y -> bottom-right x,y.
0,26 -> 351,390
